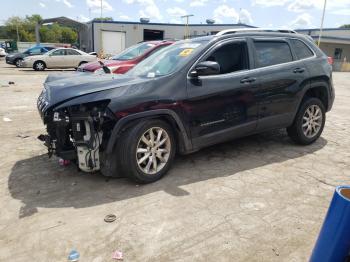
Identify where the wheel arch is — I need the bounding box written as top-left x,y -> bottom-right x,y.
106,109 -> 193,155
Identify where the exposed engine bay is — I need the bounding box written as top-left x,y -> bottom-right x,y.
38,100 -> 116,174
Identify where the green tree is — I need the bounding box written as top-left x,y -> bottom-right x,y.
340,24 -> 350,28
3,14 -> 78,44
92,17 -> 113,21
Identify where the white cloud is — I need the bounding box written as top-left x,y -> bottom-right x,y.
77,15 -> 89,22
252,0 -> 289,7
123,0 -> 162,20
239,9 -> 253,24
170,18 -> 182,24
288,0 -> 315,12
289,13 -> 313,28
62,0 -> 73,8
190,0 -> 209,7
331,9 -> 350,16
166,7 -> 187,17
254,0 -> 349,12
213,5 -> 239,24
119,15 -> 130,20
39,2 -> 46,8
86,0 -> 113,12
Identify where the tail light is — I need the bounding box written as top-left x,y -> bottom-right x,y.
327,56 -> 334,65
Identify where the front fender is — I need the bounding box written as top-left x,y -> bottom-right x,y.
106,109 -> 193,154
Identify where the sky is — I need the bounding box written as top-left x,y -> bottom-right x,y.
0,0 -> 349,29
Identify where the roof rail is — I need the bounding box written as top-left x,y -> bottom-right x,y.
216,28 -> 297,36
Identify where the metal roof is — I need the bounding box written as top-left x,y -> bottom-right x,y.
41,17 -> 87,29
89,20 -> 256,28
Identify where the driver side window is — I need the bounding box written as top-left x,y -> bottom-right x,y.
204,41 -> 249,75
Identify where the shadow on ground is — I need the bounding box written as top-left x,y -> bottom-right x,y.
8,129 -> 327,218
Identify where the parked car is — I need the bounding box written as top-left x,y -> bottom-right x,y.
37,29 -> 334,183
22,48 -> 97,71
0,47 -> 7,57
77,40 -> 175,74
5,46 -> 54,67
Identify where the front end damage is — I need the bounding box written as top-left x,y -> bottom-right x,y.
38,95 -> 117,175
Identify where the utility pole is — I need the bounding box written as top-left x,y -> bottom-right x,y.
318,0 -> 327,47
181,14 -> 194,39
99,0 -> 104,58
16,23 -> 19,42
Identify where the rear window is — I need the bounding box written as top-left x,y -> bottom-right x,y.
290,39 -> 314,60
254,41 -> 293,68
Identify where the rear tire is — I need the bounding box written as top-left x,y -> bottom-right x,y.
287,97 -> 325,145
33,61 -> 46,71
117,119 -> 176,183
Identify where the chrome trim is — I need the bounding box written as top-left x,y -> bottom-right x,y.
216,28 -> 297,36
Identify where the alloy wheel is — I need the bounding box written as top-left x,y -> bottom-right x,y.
302,104 -> 323,138
36,62 -> 44,70
136,127 -> 171,175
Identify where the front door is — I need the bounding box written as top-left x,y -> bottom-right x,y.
184,39 -> 259,148
47,49 -> 65,68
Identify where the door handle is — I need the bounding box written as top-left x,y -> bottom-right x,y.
240,77 -> 256,84
293,68 -> 305,73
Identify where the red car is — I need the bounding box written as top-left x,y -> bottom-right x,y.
77,40 -> 175,74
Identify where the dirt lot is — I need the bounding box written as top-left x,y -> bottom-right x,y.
0,59 -> 349,262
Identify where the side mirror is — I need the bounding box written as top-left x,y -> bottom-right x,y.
190,61 -> 220,77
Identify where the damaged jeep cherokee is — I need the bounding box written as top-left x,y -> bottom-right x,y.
37,29 -> 334,183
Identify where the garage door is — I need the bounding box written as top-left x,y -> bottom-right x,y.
102,31 -> 126,56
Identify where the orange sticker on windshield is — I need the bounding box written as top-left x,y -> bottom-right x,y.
179,48 -> 193,57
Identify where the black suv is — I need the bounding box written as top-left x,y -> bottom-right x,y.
37,29 -> 334,183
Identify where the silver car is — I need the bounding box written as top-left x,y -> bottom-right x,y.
21,48 -> 97,71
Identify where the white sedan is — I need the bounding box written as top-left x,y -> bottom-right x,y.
21,48 -> 97,71
0,48 -> 7,57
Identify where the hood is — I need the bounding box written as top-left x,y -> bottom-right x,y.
80,59 -> 136,72
42,73 -> 153,109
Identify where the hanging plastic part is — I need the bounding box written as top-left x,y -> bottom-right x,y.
77,120 -> 102,172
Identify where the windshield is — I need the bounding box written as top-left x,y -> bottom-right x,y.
111,42 -> 156,61
126,40 -> 208,78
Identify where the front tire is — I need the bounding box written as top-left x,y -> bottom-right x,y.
118,119 -> 176,183
15,58 -> 23,67
287,97 -> 326,145
33,61 -> 46,71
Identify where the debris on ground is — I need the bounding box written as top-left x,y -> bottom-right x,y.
8,81 -> 15,85
59,158 -> 70,166
104,214 -> 117,223
3,117 -> 12,122
68,249 -> 80,261
112,250 -> 123,260
71,181 -> 77,186
16,134 -> 30,139
272,248 -> 280,256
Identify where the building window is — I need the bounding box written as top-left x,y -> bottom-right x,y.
334,48 -> 342,60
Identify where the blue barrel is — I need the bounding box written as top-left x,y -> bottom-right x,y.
310,185 -> 350,262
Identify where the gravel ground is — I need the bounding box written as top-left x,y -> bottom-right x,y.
0,59 -> 349,261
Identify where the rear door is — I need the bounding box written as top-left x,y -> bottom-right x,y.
252,38 -> 310,130
185,38 -> 259,147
